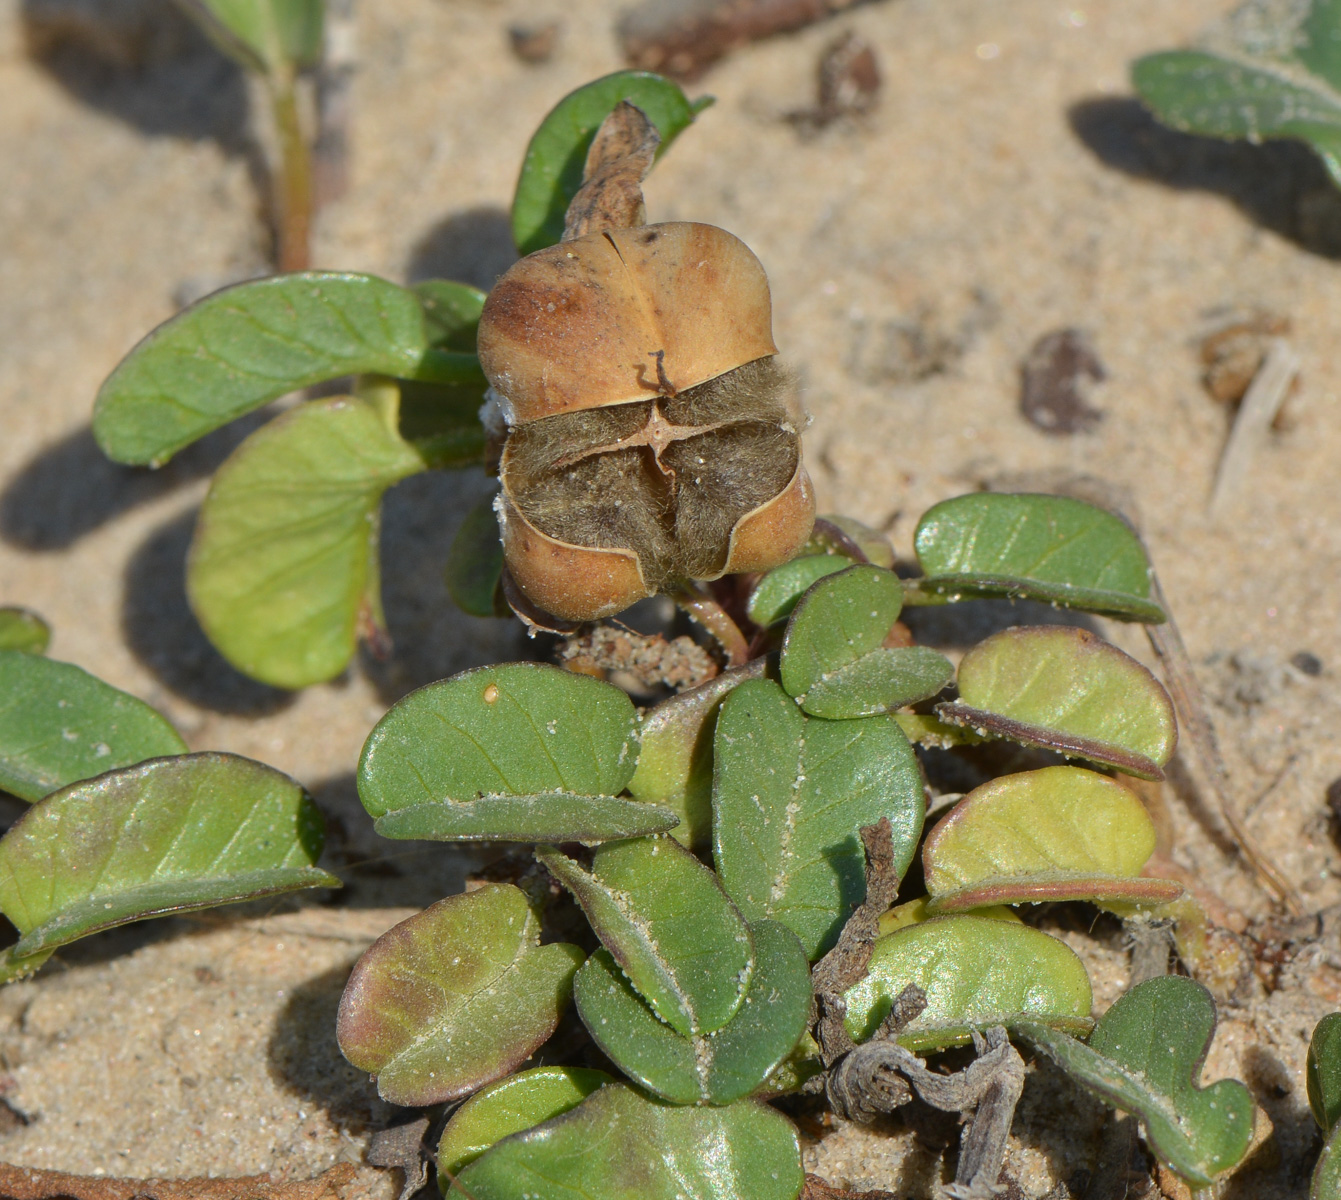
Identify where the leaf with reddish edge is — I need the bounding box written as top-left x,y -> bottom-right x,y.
936,626 -> 1177,780
536,836 -> 753,1038
337,884 -> 583,1106
923,766 -> 1183,914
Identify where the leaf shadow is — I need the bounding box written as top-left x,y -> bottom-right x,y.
267,959 -> 399,1134
121,506 -> 295,716
1228,1044 -> 1322,1197
900,597 -> 1100,651
18,0 -> 268,199
407,206 -> 519,292
0,415 -> 270,552
1068,97 -> 1341,259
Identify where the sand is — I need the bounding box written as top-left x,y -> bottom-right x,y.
2,0 -> 1341,1193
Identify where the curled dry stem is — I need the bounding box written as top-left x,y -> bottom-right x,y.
670,583 -> 752,668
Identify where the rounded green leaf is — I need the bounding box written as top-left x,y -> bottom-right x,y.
337,884 -> 583,1106
94,272 -> 434,466
1315,1126 -> 1341,1200
1309,1013 -> 1341,1133
842,915 -> 1093,1051
183,0 -> 323,72
0,651 -> 187,802
780,566 -> 952,717
437,1066 -> 612,1184
937,626 -> 1177,780
188,394 -> 426,689
0,752 -> 338,959
625,661 -> 765,849
512,72 -> 705,255
1019,977 -> 1254,1187
573,920 -> 811,1105
746,556 -> 852,628
713,678 -> 925,960
913,493 -> 1164,622
445,493 -> 507,619
0,608 -> 49,654
452,1084 -> 803,1200
537,836 -> 753,1038
359,664 -> 643,845
413,280 -> 487,351
923,766 -> 1182,913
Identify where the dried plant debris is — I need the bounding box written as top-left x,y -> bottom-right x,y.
0,1164 -> 357,1200
558,624 -> 720,691
509,21 -> 561,64
1209,336 -> 1300,517
790,32 -> 882,130
1199,310 -> 1292,406
619,0 -> 883,81
562,101 -> 660,242
801,1177 -> 898,1200
366,1114 -> 432,1200
1019,328 -> 1106,435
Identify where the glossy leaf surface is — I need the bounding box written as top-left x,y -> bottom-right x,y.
337,884 -> 583,1106
512,72 -> 705,255
713,678 -> 924,959
451,1084 -> 804,1200
913,493 -> 1164,622
1134,0 -> 1341,188
938,626 -> 1177,779
1309,1012 -> 1341,1133
0,609 -> 49,655
537,836 -> 753,1037
1019,976 -> 1253,1186
573,920 -> 811,1104
437,1066 -> 611,1183
780,566 -> 952,717
0,651 -> 187,802
0,752 -> 337,958
188,394 -> 426,688
843,915 -> 1093,1051
923,766 -> 1181,913
94,273 -> 432,466
359,664 -> 643,844
445,493 -> 507,618
183,0 -> 322,72
626,661 -> 765,848
746,556 -> 851,627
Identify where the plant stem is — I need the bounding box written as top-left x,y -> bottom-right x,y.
1144,571 -> 1303,916
270,70 -> 314,272
671,585 -> 750,667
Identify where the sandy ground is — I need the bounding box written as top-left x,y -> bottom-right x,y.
2,0 -> 1341,1194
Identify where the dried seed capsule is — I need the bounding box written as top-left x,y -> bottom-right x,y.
479,221 -> 815,622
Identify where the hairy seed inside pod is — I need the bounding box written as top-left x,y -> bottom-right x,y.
502,357 -> 799,590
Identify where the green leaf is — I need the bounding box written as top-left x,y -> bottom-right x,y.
625,661 -> 765,849
1316,1126 -> 1341,1200
936,626 -> 1178,780
359,664 -> 655,842
396,382 -> 486,470
0,651 -> 187,802
93,272 -> 436,466
437,1066 -> 612,1185
573,920 -> 811,1105
181,0 -> 323,73
337,884 -> 583,1106
0,608 -> 49,655
452,1084 -> 803,1200
912,493 -> 1165,622
1018,976 -> 1254,1187
188,394 -> 426,689
780,565 -> 953,717
746,556 -> 852,627
803,515 -> 895,568
712,678 -> 925,959
537,836 -> 753,1037
923,765 -> 1183,913
445,492 -> 507,618
413,280 -> 487,351
512,72 -> 705,255
842,914 -> 1093,1051
0,752 -> 337,959
1309,1012 -> 1341,1132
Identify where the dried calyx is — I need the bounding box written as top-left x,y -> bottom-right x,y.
477,102 -> 815,622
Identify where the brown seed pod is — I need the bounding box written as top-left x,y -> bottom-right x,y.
479,220 -> 815,622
